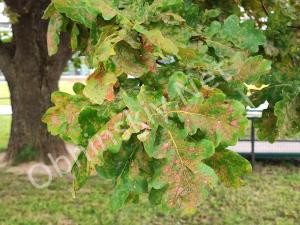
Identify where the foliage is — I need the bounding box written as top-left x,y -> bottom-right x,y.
42,0 -> 299,212
226,0 -> 300,142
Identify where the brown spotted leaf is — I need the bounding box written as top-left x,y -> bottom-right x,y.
83,69 -> 120,105
149,128 -> 218,213
42,92 -> 88,145
47,11 -> 64,56
53,0 -> 117,28
205,149 -> 252,187
86,112 -> 126,168
175,92 -> 248,147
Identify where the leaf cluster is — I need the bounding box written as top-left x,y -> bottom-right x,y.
41,0 -> 287,212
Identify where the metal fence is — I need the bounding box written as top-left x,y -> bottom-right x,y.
229,110 -> 300,165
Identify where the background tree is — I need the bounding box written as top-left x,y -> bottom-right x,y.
200,0 -> 300,141
0,0 -> 72,161
242,0 -> 300,142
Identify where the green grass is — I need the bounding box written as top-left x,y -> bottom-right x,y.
0,116 -> 11,152
0,163 -> 299,225
0,82 -> 10,105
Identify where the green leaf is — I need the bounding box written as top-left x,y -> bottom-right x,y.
149,185 -> 168,205
83,70 -> 119,105
274,93 -> 300,138
47,11 -> 64,56
93,31 -> 124,64
112,42 -> 154,77
72,151 -> 89,192
78,105 -> 113,146
53,0 -> 117,28
42,92 -> 88,145
203,9 -> 221,19
223,15 -> 266,53
205,149 -> 252,187
151,0 -> 183,10
204,15 -> 266,57
173,91 -> 248,147
222,52 -> 272,83
71,23 -> 80,50
167,71 -> 189,100
73,82 -> 85,95
111,178 -> 131,211
255,109 -> 278,143
135,26 -> 179,55
86,112 -> 126,167
42,2 -> 56,19
96,138 -> 141,179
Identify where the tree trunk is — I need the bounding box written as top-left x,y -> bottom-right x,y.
5,68 -> 67,161
1,0 -> 72,162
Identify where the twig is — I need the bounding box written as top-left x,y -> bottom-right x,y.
289,25 -> 300,30
260,0 -> 269,16
289,54 -> 297,67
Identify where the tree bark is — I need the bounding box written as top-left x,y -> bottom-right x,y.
1,0 -> 72,162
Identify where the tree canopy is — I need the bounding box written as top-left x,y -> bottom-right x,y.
42,0 -> 300,213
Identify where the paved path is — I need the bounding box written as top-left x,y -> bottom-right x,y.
229,140 -> 300,154
0,105 -> 11,115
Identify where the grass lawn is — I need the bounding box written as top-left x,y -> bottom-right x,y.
0,82 -> 10,105
0,116 -> 11,152
0,163 -> 299,225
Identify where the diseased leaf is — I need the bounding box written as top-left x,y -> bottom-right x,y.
53,0 -> 117,28
86,112 -> 126,167
93,31 -> 124,64
47,11 -> 64,56
42,92 -> 88,145
173,91 -> 248,147
43,0 -> 288,213
135,25 -> 179,55
72,151 -> 89,192
149,128 -> 218,213
71,23 -> 80,50
83,69 -> 119,105
112,42 -> 152,77
205,149 -> 252,187
221,53 -> 272,83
